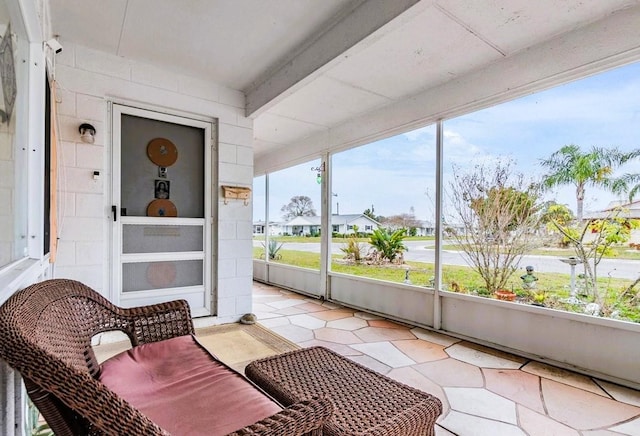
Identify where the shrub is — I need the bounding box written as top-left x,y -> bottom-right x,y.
261,240 -> 284,260
448,160 -> 541,293
341,238 -> 367,263
368,228 -> 408,263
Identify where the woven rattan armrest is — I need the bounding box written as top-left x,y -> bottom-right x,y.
119,299 -> 195,346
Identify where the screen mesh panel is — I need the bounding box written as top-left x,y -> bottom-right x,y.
122,260 -> 203,292
123,225 -> 203,253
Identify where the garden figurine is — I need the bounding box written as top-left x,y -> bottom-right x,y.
521,265 -> 538,289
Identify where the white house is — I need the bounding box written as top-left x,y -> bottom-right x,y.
252,220 -> 282,236
414,220 -> 436,237
584,200 -> 640,244
585,200 -> 640,220
329,214 -> 380,236
276,214 -> 381,236
280,216 -> 320,236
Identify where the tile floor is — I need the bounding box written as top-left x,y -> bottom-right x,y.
252,281 -> 640,436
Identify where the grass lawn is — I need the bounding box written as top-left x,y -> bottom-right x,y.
253,235 -> 435,243
258,236 -> 640,260
253,247 -> 640,322
531,246 -> 640,260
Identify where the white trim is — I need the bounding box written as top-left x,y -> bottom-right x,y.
26,42 -> 45,260
108,98 -> 216,125
15,0 -> 42,42
0,2 -> 47,302
433,120 -> 443,330
0,258 -> 50,305
111,104 -> 122,304
105,100 -> 114,298
120,216 -> 204,226
121,252 -> 205,263
441,289 -> 640,333
204,120 -> 213,314
112,104 -> 213,130
120,285 -> 203,299
246,0 -> 422,116
319,153 -> 329,298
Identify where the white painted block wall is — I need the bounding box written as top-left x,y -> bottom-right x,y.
52,43 -> 254,322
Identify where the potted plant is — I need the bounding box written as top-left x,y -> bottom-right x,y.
495,289 -> 517,301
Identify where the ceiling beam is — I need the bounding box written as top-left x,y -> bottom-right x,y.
254,4 -> 640,174
245,0 -> 423,118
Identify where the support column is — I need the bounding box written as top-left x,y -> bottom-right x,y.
433,121 -> 444,330
264,174 -> 270,283
320,154 -> 331,299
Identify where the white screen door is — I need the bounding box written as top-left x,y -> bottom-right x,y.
111,104 -> 213,316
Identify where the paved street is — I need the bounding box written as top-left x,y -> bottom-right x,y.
255,240 -> 640,280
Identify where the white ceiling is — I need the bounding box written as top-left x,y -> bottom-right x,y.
49,0 -> 640,168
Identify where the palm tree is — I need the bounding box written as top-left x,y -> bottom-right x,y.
539,145 -> 640,221
611,172 -> 640,202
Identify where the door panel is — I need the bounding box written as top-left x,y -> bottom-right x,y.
120,114 -> 205,218
111,104 -> 213,316
122,259 -> 203,292
122,222 -> 203,253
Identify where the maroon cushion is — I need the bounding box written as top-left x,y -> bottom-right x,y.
98,335 -> 282,435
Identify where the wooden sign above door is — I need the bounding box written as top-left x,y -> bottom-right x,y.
147,138 -> 178,167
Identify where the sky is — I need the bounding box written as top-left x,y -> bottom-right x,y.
254,61 -> 640,224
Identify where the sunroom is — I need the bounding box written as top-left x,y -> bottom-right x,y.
2,0 -> 640,434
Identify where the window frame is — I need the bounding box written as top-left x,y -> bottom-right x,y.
0,0 -> 49,303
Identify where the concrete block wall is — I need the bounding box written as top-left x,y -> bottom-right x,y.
52,43 -> 253,322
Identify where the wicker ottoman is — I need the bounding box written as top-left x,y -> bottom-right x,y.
245,346 -> 443,436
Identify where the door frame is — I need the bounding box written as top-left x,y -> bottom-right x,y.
109,102 -> 215,316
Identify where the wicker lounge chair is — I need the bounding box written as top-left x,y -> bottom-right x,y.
0,279 -> 331,435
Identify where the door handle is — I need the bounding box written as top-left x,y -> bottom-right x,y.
112,205 -> 117,222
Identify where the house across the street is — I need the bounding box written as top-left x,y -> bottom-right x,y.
254,214 -> 381,236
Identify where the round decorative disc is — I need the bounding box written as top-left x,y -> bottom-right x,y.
146,199 -> 177,217
146,261 -> 177,288
147,138 -> 178,167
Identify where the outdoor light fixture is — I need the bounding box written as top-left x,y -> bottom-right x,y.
311,162 -> 325,184
79,123 -> 96,144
